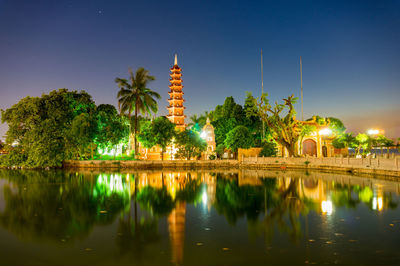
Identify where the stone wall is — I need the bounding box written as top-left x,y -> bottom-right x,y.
63,156 -> 400,177
241,156 -> 400,177
63,160 -> 239,170
237,148 -> 262,162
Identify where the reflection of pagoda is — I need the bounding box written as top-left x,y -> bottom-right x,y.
167,54 -> 186,131
168,201 -> 186,265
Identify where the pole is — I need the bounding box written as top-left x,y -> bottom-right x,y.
300,56 -> 303,121
261,49 -> 265,141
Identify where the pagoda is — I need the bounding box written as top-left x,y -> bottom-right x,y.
167,54 -> 186,131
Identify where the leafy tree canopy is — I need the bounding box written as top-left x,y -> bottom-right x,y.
224,125 -> 254,154
175,129 -> 207,160
1,89 -> 97,167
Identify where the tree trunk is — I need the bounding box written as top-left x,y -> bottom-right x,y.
134,100 -> 138,158
161,150 -> 164,161
90,143 -> 94,160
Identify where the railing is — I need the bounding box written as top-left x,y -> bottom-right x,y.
241,156 -> 400,171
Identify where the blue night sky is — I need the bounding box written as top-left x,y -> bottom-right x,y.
0,0 -> 399,138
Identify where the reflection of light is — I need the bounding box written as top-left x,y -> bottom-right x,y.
321,200 -> 333,215
96,174 -> 128,195
200,131 -> 207,139
319,128 -> 332,136
372,197 -> 383,211
202,191 -> 207,205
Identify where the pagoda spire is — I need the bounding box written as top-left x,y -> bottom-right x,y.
167,55 -> 186,131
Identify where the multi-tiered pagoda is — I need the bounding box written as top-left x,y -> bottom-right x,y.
167,55 -> 186,131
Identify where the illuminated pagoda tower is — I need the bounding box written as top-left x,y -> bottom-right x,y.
167,54 -> 186,131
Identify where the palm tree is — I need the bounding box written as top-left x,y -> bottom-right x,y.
188,114 -> 201,127
116,68 -> 161,156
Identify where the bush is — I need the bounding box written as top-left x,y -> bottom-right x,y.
216,144 -> 225,158
259,141 -> 277,157
209,154 -> 216,160
0,148 -> 27,167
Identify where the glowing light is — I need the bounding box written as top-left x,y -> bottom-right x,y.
319,128 -> 332,136
200,131 -> 207,139
202,191 -> 208,205
321,200 -> 333,215
372,197 -> 383,211
367,129 -> 381,135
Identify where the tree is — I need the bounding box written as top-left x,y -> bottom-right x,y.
216,144 -> 226,159
259,141 -> 277,157
0,140 -> 4,152
376,135 -> 394,156
355,133 -> 372,155
332,132 -> 356,149
95,104 -> 129,158
175,129 -> 207,160
137,117 -> 175,160
116,68 -> 160,157
209,96 -> 247,146
1,89 -> 96,168
224,126 -> 254,158
256,94 -> 301,157
188,114 -> 202,132
327,117 -> 346,136
67,113 -> 98,160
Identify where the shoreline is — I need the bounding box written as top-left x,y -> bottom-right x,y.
62,159 -> 400,178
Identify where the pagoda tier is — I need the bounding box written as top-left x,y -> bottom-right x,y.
167,55 -> 186,131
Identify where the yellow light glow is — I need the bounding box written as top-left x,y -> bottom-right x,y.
319,128 -> 332,136
373,197 -> 383,211
321,200 -> 333,215
367,129 -> 382,135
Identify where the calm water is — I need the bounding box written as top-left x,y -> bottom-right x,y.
0,169 -> 399,265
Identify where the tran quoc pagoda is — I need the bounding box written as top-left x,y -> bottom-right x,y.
139,54 -> 216,160
167,55 -> 186,132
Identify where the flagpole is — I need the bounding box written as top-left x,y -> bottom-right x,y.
261,49 -> 265,141
300,56 -> 303,121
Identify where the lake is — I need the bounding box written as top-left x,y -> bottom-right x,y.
0,169 -> 399,265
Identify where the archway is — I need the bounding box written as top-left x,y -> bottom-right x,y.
302,139 -> 317,157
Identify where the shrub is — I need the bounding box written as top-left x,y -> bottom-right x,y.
259,142 -> 277,157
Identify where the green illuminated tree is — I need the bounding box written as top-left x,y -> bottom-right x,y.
1,89 -> 96,167
67,113 -> 98,160
224,125 -> 254,158
95,104 -> 129,158
116,68 -> 161,157
175,129 -> 207,160
137,117 -> 175,160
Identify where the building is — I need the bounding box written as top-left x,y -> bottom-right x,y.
276,116 -> 345,157
201,118 -> 216,159
167,55 -> 186,131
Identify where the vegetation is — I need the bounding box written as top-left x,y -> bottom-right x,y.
137,117 -> 176,160
175,129 -> 207,160
0,89 -> 130,168
224,125 -> 254,158
255,93 -> 300,157
1,89 -> 97,167
116,68 -> 160,157
259,141 -> 277,157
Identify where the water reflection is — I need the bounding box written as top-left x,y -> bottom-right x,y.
0,169 -> 399,265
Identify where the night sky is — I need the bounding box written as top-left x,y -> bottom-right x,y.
0,0 -> 399,139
